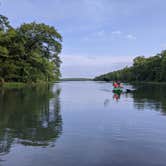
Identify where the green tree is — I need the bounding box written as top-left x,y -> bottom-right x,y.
0,15 -> 62,83
94,50 -> 166,82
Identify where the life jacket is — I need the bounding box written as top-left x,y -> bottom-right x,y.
113,83 -> 119,88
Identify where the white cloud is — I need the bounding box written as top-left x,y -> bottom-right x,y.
112,30 -> 122,35
83,30 -> 137,43
126,34 -> 136,40
82,30 -> 106,41
60,54 -> 133,78
96,30 -> 105,37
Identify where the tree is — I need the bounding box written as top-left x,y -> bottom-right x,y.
0,14 -> 11,32
0,15 -> 62,83
94,50 -> 166,82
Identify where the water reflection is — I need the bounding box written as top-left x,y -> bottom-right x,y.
113,92 -> 122,101
0,85 -> 62,155
131,84 -> 166,113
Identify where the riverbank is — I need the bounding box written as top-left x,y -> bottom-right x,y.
129,81 -> 166,85
1,82 -> 26,89
0,81 -> 57,89
94,80 -> 166,85
2,81 -> 166,89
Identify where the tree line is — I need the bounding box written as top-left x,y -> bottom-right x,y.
94,50 -> 166,82
0,15 -> 62,83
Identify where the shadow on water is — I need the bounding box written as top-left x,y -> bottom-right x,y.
0,84 -> 62,156
126,83 -> 166,114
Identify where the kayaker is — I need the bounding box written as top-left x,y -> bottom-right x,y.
113,81 -> 119,88
117,81 -> 123,88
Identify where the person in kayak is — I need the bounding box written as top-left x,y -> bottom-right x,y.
113,81 -> 119,88
117,81 -> 123,88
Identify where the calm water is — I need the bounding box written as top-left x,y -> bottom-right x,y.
0,81 -> 166,166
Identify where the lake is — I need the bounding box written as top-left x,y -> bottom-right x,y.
0,81 -> 166,166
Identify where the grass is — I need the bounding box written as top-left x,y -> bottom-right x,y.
1,81 -> 53,89
1,82 -> 27,89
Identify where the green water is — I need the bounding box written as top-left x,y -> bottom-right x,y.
0,81 -> 166,166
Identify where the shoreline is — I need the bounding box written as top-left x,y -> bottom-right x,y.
1,80 -> 166,89
93,80 -> 166,85
0,81 -> 58,89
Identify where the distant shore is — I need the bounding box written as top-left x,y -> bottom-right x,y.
93,80 -> 166,85
61,78 -> 93,81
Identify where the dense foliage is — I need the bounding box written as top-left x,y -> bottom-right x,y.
94,50 -> 166,82
0,15 -> 62,83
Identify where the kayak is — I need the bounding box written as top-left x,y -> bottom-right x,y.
113,87 -> 123,93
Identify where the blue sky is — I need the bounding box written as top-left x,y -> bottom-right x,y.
1,0 -> 166,78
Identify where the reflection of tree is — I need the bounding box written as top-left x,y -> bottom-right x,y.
130,84 -> 166,113
0,85 -> 62,154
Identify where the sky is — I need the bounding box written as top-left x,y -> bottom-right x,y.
1,0 -> 166,78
